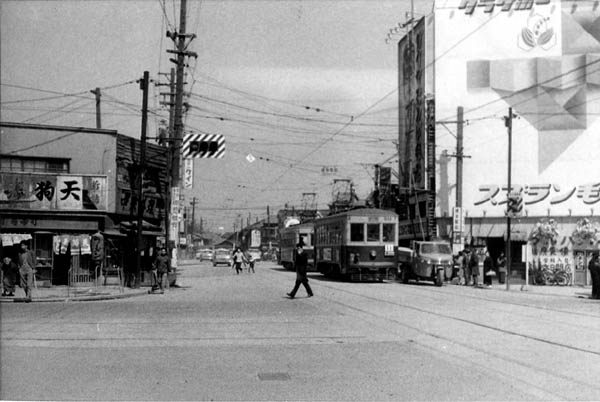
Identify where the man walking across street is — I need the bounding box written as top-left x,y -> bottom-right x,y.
18,241 -> 35,301
287,242 -> 313,299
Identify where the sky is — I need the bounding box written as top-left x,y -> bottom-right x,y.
0,0 -> 435,233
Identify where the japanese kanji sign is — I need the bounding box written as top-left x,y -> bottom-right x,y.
1,173 -> 107,211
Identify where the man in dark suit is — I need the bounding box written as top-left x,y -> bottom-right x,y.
286,243 -> 313,299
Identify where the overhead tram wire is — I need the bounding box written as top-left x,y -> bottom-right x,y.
260,86 -> 399,192
185,112 -> 395,141
190,71 -> 357,120
188,93 -> 396,127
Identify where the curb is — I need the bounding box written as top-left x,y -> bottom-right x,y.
2,289 -> 149,303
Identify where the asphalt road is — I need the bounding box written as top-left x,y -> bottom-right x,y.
1,260 -> 599,401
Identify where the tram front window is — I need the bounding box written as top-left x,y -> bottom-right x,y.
382,223 -> 395,242
367,224 -> 380,241
351,223 -> 364,242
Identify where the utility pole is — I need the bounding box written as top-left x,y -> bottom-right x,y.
456,106 -> 464,209
169,0 -> 195,186
374,164 -> 381,208
157,69 -> 176,253
135,71 -> 150,288
505,107 -> 513,291
189,197 -> 197,235
90,87 -> 101,129
166,0 -> 196,268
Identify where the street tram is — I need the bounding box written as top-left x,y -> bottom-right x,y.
314,208 -> 398,281
278,221 -> 315,271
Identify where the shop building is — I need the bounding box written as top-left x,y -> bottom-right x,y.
397,0 -> 600,285
1,122 -> 168,287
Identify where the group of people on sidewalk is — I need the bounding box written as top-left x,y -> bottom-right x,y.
1,241 -> 36,301
453,248 -> 505,288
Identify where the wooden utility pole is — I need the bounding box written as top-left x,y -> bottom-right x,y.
172,0 -> 188,186
135,71 -> 150,288
90,87 -> 101,129
505,107 -> 513,291
190,197 -> 197,235
456,107 -> 464,209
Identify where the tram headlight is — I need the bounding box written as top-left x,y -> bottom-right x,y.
369,250 -> 376,260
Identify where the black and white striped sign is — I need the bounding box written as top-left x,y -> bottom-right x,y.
183,133 -> 225,158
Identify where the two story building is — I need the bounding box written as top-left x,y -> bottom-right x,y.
1,122 -> 169,287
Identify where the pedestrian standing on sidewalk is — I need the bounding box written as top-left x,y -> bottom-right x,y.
497,252 -> 506,284
287,243 -> 313,299
232,248 -> 246,275
483,251 -> 495,287
152,247 -> 170,294
18,241 -> 35,301
1,256 -> 18,296
588,252 -> 600,300
454,251 -> 465,285
463,248 -> 472,286
469,248 -> 480,287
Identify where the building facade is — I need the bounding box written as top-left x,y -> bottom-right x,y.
398,0 -> 600,285
1,122 -> 169,287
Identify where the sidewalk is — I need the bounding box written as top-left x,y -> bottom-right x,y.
0,284 -> 149,303
0,260 -> 197,303
465,280 -> 593,299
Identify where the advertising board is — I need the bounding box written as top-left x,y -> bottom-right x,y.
434,0 -> 600,218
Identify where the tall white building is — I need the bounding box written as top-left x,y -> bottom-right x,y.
397,0 -> 600,285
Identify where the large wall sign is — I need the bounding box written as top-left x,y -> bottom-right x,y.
434,0 -> 600,217
0,173 -> 107,211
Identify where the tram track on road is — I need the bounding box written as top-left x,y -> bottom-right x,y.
399,281 -> 600,319
298,277 -> 600,400
308,278 -> 600,356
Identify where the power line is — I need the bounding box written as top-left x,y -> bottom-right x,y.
187,93 -> 396,127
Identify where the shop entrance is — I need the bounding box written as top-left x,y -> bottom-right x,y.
573,250 -> 592,286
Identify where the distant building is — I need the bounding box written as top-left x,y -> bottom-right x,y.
1,122 -> 168,287
397,0 -> 600,285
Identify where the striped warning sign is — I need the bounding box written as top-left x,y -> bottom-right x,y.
182,133 -> 225,158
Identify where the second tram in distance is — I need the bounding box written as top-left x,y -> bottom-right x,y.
278,221 -> 315,271
314,208 -> 398,281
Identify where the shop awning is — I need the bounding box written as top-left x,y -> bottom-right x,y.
101,228 -> 127,237
468,222 -> 530,241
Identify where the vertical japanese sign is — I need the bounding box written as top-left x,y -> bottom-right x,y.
452,207 -> 464,246
183,158 -> 193,189
170,187 -> 180,243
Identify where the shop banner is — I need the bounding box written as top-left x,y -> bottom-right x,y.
0,173 -> 107,211
70,235 -> 81,254
60,234 -> 70,254
81,235 -> 91,255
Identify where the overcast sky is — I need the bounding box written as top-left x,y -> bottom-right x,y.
1,0 -> 435,232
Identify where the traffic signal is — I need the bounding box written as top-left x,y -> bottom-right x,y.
507,192 -> 523,216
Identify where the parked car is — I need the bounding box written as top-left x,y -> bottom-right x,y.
213,249 -> 232,267
247,248 -> 262,262
198,249 -> 214,262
